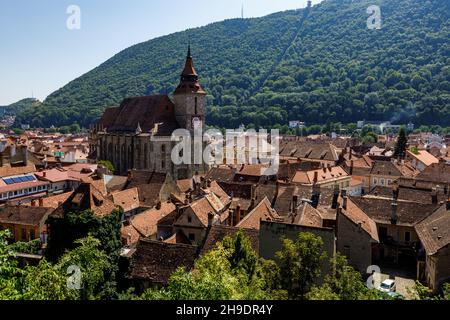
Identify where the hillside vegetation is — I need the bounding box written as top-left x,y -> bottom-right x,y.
15,0 -> 450,128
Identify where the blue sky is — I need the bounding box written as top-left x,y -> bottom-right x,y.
0,0 -> 322,105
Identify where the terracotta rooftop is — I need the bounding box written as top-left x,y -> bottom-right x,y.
131,238 -> 197,285
112,187 -> 140,212
350,196 -> 438,226
121,224 -> 141,247
407,150 -> 439,167
292,166 -> 348,184
0,205 -> 53,226
130,201 -> 176,238
0,164 -> 36,177
36,192 -> 72,209
279,141 -> 339,162
200,225 -> 259,256
416,163 -> 450,184
340,197 -> 379,242
52,182 -> 118,218
415,202 -> 450,255
294,202 -> 324,228
103,95 -> 181,135
236,197 -> 281,230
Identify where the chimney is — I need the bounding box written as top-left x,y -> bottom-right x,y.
391,201 -> 398,225
43,171 -> 47,178
446,197 -> 450,211
341,189 -> 348,210
201,176 -> 207,189
251,184 -> 257,201
207,212 -> 215,227
332,185 -> 339,209
156,201 -> 162,210
22,146 -> 28,166
431,188 -> 438,204
392,184 -> 399,201
313,171 -> 318,184
207,179 -> 212,188
38,198 -> 44,207
235,206 -> 241,225
292,195 -> 298,213
228,209 -> 234,226
350,160 -> 354,175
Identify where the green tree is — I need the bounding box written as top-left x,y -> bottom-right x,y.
394,127 -> 408,158
98,160 -> 115,173
306,253 -> 383,300
57,236 -> 111,300
276,232 -> 326,299
141,232 -> 270,300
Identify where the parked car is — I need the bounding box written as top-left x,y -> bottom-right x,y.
379,279 -> 396,293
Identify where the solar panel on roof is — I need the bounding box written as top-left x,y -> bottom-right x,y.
18,176 -> 28,182
3,178 -> 14,185
24,175 -> 34,181
11,177 -> 22,183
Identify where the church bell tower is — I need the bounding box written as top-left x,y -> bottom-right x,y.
173,45 -> 206,132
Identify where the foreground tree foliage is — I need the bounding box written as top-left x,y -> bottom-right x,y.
276,232 -> 326,299
306,253 -> 384,300
0,231 -> 111,300
2,228 -> 448,300
140,231 -> 271,300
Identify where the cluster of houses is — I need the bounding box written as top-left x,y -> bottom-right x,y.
1,130 -> 449,295
1,49 -> 449,296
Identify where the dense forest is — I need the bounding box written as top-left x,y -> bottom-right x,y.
4,98 -> 41,114
14,0 -> 450,129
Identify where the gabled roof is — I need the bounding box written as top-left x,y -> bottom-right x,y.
200,225 -> 259,256
340,197 -> 379,242
370,160 -> 402,176
236,197 -> 281,230
279,141 -> 339,162
0,205 -> 53,226
295,202 -> 323,228
0,164 -> 36,177
52,182 -> 117,218
407,150 -> 439,167
292,166 -> 348,184
112,187 -> 140,212
131,238 -> 197,285
105,95 -> 180,135
415,203 -> 450,255
130,201 -> 176,238
350,196 -> 438,227
185,194 -> 226,227
416,162 -> 450,184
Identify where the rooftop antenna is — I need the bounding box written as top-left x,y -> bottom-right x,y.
241,3 -> 244,19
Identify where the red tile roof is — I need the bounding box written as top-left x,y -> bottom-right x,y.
236,197 -> 281,230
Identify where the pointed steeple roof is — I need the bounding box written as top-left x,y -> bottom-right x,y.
174,45 -> 206,95
181,44 -> 198,80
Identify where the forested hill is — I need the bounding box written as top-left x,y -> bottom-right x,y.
15,0 -> 450,128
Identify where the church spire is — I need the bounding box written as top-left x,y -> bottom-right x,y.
174,44 -> 205,95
